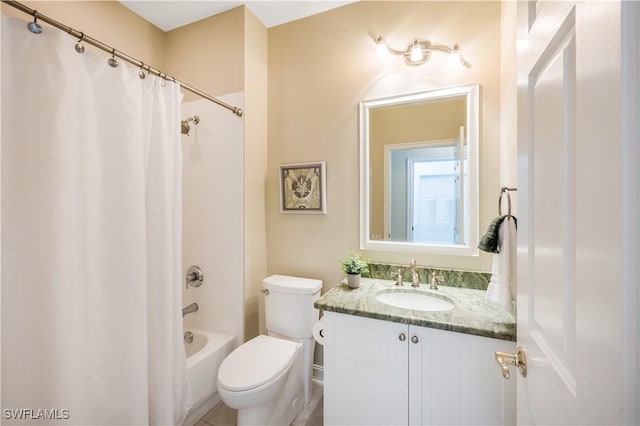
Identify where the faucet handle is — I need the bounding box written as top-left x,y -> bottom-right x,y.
429,273 -> 444,290
392,269 -> 403,286
185,265 -> 204,290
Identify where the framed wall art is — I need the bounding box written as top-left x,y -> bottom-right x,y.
279,162 -> 327,214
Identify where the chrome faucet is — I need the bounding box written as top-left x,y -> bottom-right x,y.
182,302 -> 198,317
410,258 -> 420,287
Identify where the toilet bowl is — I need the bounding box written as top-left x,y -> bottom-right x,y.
217,275 -> 322,426
218,335 -> 299,409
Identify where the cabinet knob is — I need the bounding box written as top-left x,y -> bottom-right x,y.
411,335 -> 419,344
398,333 -> 406,341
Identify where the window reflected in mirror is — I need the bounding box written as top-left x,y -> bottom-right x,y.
390,143 -> 468,245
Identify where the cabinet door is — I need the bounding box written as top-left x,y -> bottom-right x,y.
324,312 -> 409,426
408,326 -> 516,425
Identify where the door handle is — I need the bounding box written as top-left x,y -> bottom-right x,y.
495,347 -> 527,379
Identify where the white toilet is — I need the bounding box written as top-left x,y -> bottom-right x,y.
217,275 -> 322,426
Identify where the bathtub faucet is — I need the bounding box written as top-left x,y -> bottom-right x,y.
182,302 -> 199,317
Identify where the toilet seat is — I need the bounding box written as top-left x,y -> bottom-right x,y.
218,335 -> 298,392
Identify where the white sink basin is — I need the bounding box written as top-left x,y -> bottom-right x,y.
375,290 -> 454,312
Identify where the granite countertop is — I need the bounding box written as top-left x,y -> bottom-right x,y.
314,277 -> 516,342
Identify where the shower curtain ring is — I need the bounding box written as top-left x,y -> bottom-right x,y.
75,32 -> 86,54
138,62 -> 146,79
108,48 -> 119,68
27,10 -> 43,34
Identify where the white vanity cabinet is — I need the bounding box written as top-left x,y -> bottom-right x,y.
324,311 -> 409,425
323,311 -> 516,425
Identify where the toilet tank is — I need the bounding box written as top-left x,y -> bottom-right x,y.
263,275 -> 322,339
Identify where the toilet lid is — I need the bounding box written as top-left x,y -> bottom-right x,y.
218,335 -> 298,392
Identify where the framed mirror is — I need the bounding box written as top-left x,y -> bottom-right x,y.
359,84 -> 479,256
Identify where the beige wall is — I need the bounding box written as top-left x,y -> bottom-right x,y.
2,1 -> 166,69
164,7 -> 244,101
267,1 -> 502,293
500,1 -> 518,211
242,9 -> 269,340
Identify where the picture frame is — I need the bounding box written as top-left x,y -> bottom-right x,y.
279,162 -> 327,214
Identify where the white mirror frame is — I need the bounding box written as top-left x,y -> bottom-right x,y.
359,84 -> 480,256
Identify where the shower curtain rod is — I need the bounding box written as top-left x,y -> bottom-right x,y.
2,0 -> 244,117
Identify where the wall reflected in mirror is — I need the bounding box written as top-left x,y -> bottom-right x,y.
360,85 -> 479,256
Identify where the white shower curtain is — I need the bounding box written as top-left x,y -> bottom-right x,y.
1,16 -> 191,425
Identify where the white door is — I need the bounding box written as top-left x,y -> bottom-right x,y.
516,1 -> 635,424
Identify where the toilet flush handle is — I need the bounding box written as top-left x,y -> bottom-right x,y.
261,289 -> 270,296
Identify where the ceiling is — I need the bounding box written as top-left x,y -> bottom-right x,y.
118,1 -> 356,31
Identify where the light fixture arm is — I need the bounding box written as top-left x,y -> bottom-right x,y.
374,35 -> 471,68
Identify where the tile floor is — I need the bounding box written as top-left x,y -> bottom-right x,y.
195,383 -> 323,426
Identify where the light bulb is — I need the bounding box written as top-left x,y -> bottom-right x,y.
374,36 -> 387,55
410,41 -> 423,62
449,44 -> 461,66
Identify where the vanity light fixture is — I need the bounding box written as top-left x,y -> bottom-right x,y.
374,35 -> 471,68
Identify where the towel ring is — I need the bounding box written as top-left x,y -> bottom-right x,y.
499,187 -> 517,216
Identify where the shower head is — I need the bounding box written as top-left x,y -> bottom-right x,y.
181,115 -> 200,136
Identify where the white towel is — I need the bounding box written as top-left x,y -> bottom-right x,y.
485,216 -> 516,311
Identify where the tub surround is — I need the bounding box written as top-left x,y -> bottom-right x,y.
314,278 -> 515,341
365,262 -> 491,290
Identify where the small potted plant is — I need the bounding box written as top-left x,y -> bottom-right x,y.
340,252 -> 369,289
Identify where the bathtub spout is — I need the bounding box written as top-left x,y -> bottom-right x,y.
182,302 -> 198,317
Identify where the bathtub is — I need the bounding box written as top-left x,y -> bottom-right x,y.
183,329 -> 236,426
